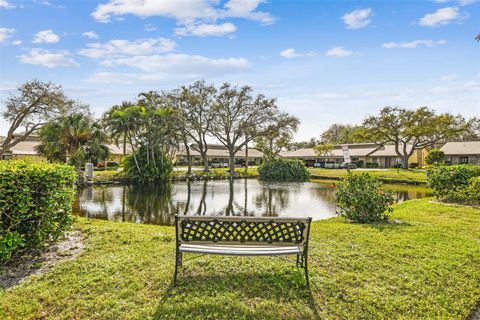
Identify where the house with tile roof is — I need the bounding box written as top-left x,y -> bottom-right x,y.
280,143 -> 427,168
440,141 -> 480,165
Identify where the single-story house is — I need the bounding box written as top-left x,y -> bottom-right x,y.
0,134 -> 129,163
280,143 -> 426,168
440,141 -> 480,165
175,144 -> 264,166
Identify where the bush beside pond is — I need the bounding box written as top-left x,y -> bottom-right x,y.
258,158 -> 310,181
427,164 -> 480,205
0,161 -> 77,262
335,172 -> 395,223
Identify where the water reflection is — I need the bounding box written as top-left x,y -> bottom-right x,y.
75,179 -> 433,226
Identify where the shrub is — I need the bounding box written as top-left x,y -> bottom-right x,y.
356,159 -> 364,168
124,146 -> 174,183
366,162 -> 379,168
427,165 -> 480,205
409,162 -> 419,169
0,161 -> 77,262
425,149 -> 445,165
258,157 -> 310,181
335,172 -> 395,223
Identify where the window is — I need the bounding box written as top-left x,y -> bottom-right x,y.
460,157 -> 469,164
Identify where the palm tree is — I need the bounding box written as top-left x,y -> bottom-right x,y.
36,113 -> 109,168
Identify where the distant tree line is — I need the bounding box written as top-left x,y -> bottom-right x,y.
1,80 -> 478,177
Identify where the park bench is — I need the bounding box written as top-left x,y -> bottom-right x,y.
174,215 -> 312,286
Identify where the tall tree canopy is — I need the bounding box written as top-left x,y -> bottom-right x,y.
36,112 -> 109,168
320,123 -> 366,144
210,83 -> 296,176
170,80 -> 216,172
103,93 -> 180,183
0,80 -> 82,158
255,113 -> 299,158
362,106 -> 470,168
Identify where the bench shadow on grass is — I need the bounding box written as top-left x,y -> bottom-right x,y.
152,259 -> 322,320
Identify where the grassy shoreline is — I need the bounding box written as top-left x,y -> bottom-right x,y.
91,167 -> 427,185
309,168 -> 427,184
1,199 -> 479,319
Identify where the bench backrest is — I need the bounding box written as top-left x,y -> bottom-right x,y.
175,216 -> 312,246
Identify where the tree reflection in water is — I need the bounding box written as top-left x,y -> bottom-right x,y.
75,180 -> 432,226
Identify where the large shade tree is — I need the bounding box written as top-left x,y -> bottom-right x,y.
0,80 -> 82,159
254,113 -> 300,158
320,123 -> 366,144
171,80 -> 216,172
362,106 -> 470,168
210,83 -> 296,176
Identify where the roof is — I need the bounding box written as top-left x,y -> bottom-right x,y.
9,139 -> 42,155
440,141 -> 480,155
281,144 -> 380,158
4,136 -> 130,156
368,145 -> 401,157
177,146 -> 263,158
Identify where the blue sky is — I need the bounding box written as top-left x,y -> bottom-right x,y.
1,0 -> 479,140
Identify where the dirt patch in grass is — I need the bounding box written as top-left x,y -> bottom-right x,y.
0,230 -> 84,290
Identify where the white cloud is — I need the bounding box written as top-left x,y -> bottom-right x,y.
12,40 -> 22,45
86,54 -> 250,84
82,31 -> 99,39
419,7 -> 460,27
440,74 -> 459,81
32,30 -> 60,43
91,0 -> 275,33
19,48 -> 79,68
383,39 -> 447,49
341,8 -> 373,29
220,0 -> 275,25
0,28 -> 15,43
101,53 -> 250,72
145,24 -> 157,32
280,48 -> 316,58
175,22 -> 237,37
0,0 -> 15,8
78,38 -> 176,59
432,0 -> 477,6
325,47 -> 354,57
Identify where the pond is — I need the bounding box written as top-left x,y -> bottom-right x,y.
74,179 -> 433,226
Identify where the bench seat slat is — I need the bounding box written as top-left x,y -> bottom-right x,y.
179,244 -> 303,256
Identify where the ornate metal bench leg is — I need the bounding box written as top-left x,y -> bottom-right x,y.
296,254 -> 300,267
174,250 -> 181,287
173,253 -> 179,287
304,252 -> 309,286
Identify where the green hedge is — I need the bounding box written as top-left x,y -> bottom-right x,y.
258,158 -> 310,181
426,164 -> 480,205
0,161 -> 77,262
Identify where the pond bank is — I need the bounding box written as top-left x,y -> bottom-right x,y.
309,168 -> 427,185
86,167 -> 259,186
1,199 -> 479,319
87,167 -> 427,186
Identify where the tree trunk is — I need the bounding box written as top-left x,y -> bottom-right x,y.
228,149 -> 236,177
201,152 -> 209,172
184,141 -> 192,176
0,148 -> 4,159
122,135 -> 127,156
401,155 -> 409,169
244,142 -> 249,172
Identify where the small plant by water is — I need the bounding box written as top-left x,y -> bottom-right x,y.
335,172 -> 395,223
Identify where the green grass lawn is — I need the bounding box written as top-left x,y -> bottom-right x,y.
2,199 -> 478,319
309,168 -> 427,184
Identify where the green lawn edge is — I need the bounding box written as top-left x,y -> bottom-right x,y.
1,199 -> 478,319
